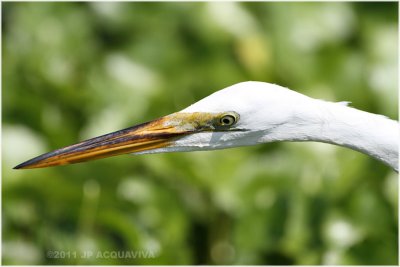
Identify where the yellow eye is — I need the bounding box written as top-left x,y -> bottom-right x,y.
219,113 -> 237,126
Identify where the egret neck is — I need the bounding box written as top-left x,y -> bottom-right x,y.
258,99 -> 399,171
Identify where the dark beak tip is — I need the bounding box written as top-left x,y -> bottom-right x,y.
13,162 -> 29,170
13,158 -> 41,170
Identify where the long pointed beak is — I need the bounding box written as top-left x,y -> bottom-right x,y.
14,115 -> 192,169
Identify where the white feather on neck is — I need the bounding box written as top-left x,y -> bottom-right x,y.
258,98 -> 399,170
148,81 -> 399,171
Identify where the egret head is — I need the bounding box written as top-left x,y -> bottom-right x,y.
15,81 -> 310,169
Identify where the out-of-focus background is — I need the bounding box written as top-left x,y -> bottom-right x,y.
2,2 -> 398,265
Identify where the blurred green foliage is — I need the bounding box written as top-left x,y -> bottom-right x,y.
2,2 -> 398,265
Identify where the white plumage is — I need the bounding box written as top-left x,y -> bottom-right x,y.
139,82 -> 399,171
15,81 -> 399,170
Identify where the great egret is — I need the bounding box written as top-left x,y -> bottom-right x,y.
14,81 -> 399,171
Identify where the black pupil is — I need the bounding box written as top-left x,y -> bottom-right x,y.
222,116 -> 233,125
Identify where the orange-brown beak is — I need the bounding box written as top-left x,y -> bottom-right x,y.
13,115 -> 195,169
